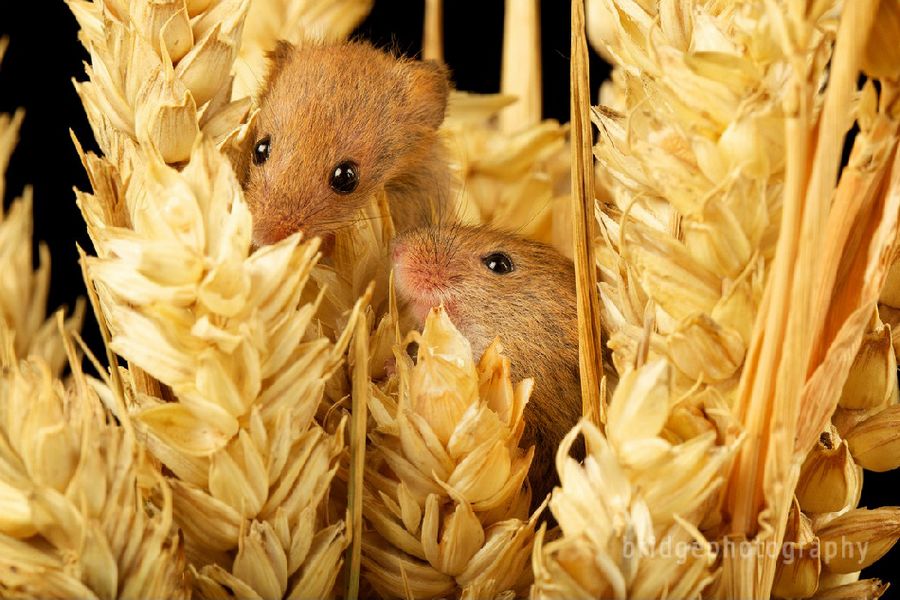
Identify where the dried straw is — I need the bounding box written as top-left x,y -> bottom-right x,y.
499,0 -> 541,133
422,0 -> 443,63
345,311 -> 369,600
570,0 -> 604,426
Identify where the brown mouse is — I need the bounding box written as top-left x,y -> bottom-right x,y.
241,40 -> 453,251
391,224 -> 582,507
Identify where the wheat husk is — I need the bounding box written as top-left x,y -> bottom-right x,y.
812,578 -> 889,600
361,306 -> 540,599
67,1 -> 372,598
0,43 -> 183,598
532,359 -> 739,598
0,320 -> 188,598
442,97 -> 570,254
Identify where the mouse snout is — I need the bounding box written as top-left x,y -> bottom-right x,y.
252,217 -> 337,256
390,241 -> 415,289
390,240 -> 407,264
391,241 -> 443,297
252,218 -> 296,247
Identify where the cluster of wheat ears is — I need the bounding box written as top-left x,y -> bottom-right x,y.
1,0 -> 900,598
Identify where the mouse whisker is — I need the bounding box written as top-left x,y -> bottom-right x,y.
293,201 -> 334,225
315,212 -> 385,228
443,221 -> 461,268
428,227 -> 439,266
449,179 -> 469,227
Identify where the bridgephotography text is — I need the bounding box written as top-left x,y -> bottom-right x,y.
621,535 -> 870,566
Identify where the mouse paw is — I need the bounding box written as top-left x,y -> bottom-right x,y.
383,356 -> 398,379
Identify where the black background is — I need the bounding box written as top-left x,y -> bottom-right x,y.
1,1 -> 897,595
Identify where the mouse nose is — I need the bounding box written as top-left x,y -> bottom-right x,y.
253,220 -> 297,247
390,241 -> 407,264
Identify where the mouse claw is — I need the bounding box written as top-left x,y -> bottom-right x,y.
383,356 -> 398,379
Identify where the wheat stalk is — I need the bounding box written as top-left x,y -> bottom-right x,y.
499,0 -> 542,134
570,0 -> 605,427
422,0 -> 443,63
345,311 -> 370,600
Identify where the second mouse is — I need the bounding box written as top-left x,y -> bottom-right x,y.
391,224 -> 582,507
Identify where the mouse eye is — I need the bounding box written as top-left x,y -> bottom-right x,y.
482,252 -> 514,275
329,160 -> 359,194
252,136 -> 271,165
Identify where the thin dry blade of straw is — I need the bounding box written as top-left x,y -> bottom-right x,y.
77,244 -> 132,438
570,0 -> 604,427
389,270 -> 401,344
798,145 -> 900,451
500,0 -> 541,133
422,0 -> 443,63
726,0 -> 809,541
784,0 -> 878,478
765,0 -> 880,582
803,0 -> 881,398
399,563 -> 414,600
58,311 -> 89,400
725,2 -> 881,594
729,0 -> 880,537
345,311 -> 369,600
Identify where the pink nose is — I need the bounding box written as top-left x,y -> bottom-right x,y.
390,241 -> 406,264
253,220 -> 298,247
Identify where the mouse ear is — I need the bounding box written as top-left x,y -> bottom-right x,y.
266,40 -> 295,74
403,59 -> 451,130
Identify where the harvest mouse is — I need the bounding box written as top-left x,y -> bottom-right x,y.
391,224 -> 582,506
241,40 -> 453,251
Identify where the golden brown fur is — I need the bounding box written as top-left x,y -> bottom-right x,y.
241,40 -> 452,248
392,224 -> 582,508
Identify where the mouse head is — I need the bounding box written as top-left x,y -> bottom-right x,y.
243,40 -> 450,250
391,225 -> 576,359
